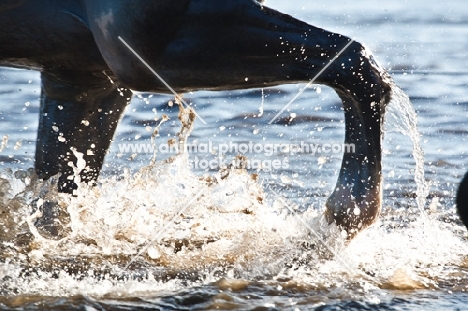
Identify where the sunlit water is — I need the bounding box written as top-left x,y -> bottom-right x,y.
1,1 -> 468,310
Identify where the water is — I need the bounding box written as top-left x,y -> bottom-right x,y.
1,0 -> 468,309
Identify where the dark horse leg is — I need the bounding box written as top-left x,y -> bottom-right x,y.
36,71 -> 131,193
33,71 -> 131,237
83,1 -> 393,238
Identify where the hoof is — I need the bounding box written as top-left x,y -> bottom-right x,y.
31,198 -> 71,240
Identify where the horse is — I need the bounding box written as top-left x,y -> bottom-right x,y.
0,0 -> 393,238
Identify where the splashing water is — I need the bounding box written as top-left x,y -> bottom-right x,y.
385,85 -> 429,218
0,102 -> 345,297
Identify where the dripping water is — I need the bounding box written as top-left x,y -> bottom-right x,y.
385,85 -> 429,219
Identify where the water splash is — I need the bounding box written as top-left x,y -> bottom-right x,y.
0,103 -> 343,295
385,85 -> 429,217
